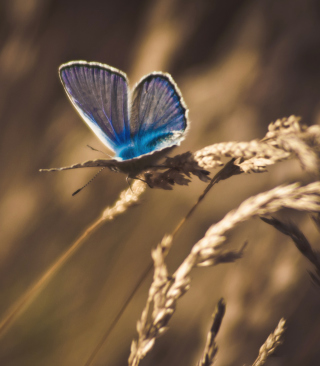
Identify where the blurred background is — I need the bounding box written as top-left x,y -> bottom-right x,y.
1,0 -> 320,365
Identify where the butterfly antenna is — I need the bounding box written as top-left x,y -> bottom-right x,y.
87,144 -> 112,158
72,167 -> 106,196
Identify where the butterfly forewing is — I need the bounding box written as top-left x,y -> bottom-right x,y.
59,62 -> 130,154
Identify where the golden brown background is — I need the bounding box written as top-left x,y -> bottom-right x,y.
1,0 -> 320,365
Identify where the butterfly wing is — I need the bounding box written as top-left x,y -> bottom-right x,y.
59,61 -> 130,155
117,73 -> 188,160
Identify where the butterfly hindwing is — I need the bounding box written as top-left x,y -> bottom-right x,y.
59,61 -> 130,153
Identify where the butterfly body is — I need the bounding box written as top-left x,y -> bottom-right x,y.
42,61 -> 188,177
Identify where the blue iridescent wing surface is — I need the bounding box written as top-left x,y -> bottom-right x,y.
117,73 -> 188,160
59,61 -> 130,155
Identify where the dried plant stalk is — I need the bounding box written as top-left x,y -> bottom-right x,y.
129,182 -> 320,366
194,140 -> 289,171
193,116 -> 320,174
197,298 -> 226,366
102,180 -> 146,219
251,318 -> 286,366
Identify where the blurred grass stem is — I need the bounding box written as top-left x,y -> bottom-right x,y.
0,217 -> 104,337
0,180 -> 146,337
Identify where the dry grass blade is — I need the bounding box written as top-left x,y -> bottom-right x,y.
251,318 -> 286,366
261,216 -> 320,285
0,180 -> 146,338
197,298 -> 226,366
129,181 -> 320,366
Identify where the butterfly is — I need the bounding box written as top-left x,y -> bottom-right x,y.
40,60 -> 188,179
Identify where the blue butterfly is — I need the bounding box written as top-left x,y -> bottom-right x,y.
41,60 -> 188,178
